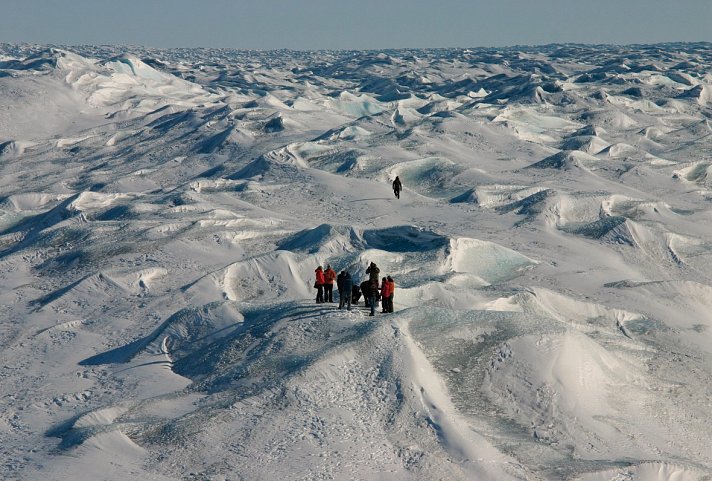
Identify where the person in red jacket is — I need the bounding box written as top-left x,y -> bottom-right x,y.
314,266 -> 325,303
386,276 -> 395,313
380,277 -> 390,313
323,265 -> 337,303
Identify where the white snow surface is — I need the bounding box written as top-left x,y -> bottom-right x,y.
2,43 -> 712,481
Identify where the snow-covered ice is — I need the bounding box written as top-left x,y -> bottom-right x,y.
2,43 -> 712,480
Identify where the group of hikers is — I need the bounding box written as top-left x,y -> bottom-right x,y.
310,177 -> 402,316
314,262 -> 396,316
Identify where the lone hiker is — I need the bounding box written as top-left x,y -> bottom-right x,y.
314,266 -> 325,303
392,176 -> 402,199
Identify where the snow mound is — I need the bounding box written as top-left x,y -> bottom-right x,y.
67,192 -> 137,213
44,51 -> 219,115
578,109 -> 639,130
574,463 -> 706,481
80,301 -> 244,367
492,106 -> 579,143
460,184 -> 553,212
639,126 -> 669,141
561,135 -> 610,154
561,215 -> 635,245
391,106 -> 422,126
533,192 -> 650,238
0,140 -> 35,156
156,302 -> 245,360
389,157 -> 466,197
513,287 -> 642,332
362,225 -> 449,253
598,142 -> 641,158
262,115 -> 285,133
601,195 -> 679,221
315,125 -> 372,142
278,225 -> 451,289
570,125 -> 608,137
673,161 -> 712,184
446,237 -> 537,284
0,48 -> 60,70
4,192 -> 70,211
338,125 -> 372,140
229,147 -> 307,180
191,251 -> 315,302
137,303 -> 525,480
277,224 -> 364,255
677,84 -> 712,105
527,150 -> 597,170
395,279 -> 494,310
486,330 -> 650,459
666,71 -> 697,86
416,98 -> 463,115
276,225 -> 449,292
326,91 -> 386,117
102,55 -> 171,82
31,271 -> 132,311
195,125 -> 247,154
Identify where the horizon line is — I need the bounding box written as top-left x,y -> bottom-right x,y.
2,40 -> 712,55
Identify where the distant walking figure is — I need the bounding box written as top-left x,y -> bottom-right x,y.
392,176 -> 402,199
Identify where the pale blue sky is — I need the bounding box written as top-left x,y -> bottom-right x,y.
2,0 -> 710,50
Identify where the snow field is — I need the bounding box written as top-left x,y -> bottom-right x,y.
2,43 -> 712,481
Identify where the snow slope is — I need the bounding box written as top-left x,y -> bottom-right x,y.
2,43 -> 712,481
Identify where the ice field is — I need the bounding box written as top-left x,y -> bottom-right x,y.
2,43 -> 712,480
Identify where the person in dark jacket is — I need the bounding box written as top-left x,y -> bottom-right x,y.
361,280 -> 381,308
360,280 -> 372,307
366,262 -> 380,282
340,271 -> 353,310
351,284 -> 362,304
337,271 -> 346,308
368,278 -> 379,316
392,176 -> 402,199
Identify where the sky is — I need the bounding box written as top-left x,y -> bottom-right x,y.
1,0 -> 711,50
